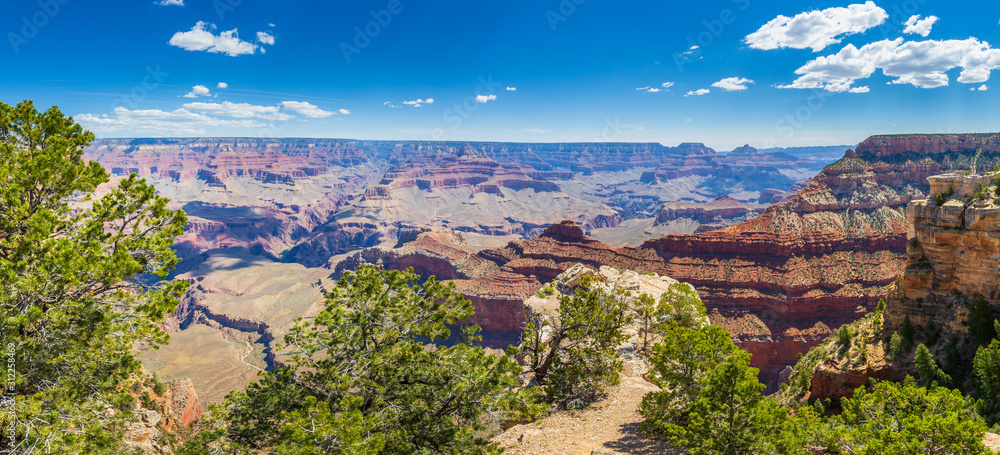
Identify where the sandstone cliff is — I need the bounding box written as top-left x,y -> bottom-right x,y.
784,170 -> 1000,402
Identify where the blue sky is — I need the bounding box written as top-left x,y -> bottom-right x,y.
2,0 -> 999,150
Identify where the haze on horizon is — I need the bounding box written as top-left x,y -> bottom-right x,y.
3,0 -> 1000,150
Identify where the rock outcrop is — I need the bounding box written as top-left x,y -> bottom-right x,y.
641,134 -> 1000,385
786,170 -> 1000,402
890,171 -> 1000,331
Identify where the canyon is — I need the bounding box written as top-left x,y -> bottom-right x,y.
788,170 -> 1000,402
94,137 -> 835,401
98,135 -> 1000,398
356,134 -> 1000,387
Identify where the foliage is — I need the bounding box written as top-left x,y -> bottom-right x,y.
511,281 -> 629,409
657,282 -> 708,329
634,293 -> 658,353
969,295 -> 998,344
535,283 -> 555,298
837,325 -> 851,351
924,318 -> 941,346
640,324 -> 739,433
188,265 -> 543,455
835,379 -> 991,455
678,351 -> 791,455
0,101 -> 188,454
915,344 -> 952,388
888,332 -> 902,360
902,315 -> 915,349
874,299 -> 885,330
974,340 -> 1000,424
936,192 -> 947,206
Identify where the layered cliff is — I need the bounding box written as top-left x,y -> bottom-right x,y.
641,134 -> 1000,384
86,138 -> 832,269
782,170 -> 1000,402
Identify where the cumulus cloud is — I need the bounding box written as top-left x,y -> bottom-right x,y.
974,85 -> 988,91
849,86 -> 870,93
338,109 -> 351,115
745,2 -> 887,52
76,107 -> 264,136
475,94 -> 497,103
506,87 -> 517,91
183,101 -> 292,120
711,77 -> 754,91
384,101 -> 401,108
685,89 -> 710,96
157,0 -> 184,5
217,82 -> 228,89
169,22 -> 273,57
278,101 -> 335,118
778,38 -> 1000,92
903,15 -> 939,37
257,31 -> 275,45
183,85 -> 211,98
402,98 -> 434,107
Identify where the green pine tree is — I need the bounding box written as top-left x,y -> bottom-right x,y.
0,101 -> 188,454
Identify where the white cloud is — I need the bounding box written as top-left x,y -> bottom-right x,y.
157,0 -> 184,5
903,15 -> 938,38
685,89 -> 710,96
745,2 -> 888,52
402,98 -> 434,107
681,46 -> 699,56
338,109 -> 351,115
779,38 -> 1000,92
384,101 -> 401,108
849,86 -> 870,93
977,85 -> 989,91
506,87 -> 517,91
217,82 -> 228,89
184,101 -> 292,120
257,31 -> 275,45
183,85 -> 211,98
279,101 -> 335,118
711,77 -> 754,91
76,107 -> 265,136
636,83 -> 673,93
169,22 -> 272,57
475,94 -> 497,103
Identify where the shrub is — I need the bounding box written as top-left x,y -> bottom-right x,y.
915,344 -> 952,388
969,295 -> 998,344
888,332 -> 902,360
837,325 -> 851,351
935,192 -> 947,206
902,315 -> 915,349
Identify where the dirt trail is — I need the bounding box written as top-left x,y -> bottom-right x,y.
495,357 -> 685,455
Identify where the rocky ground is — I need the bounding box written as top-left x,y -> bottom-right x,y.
495,356 -> 685,455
